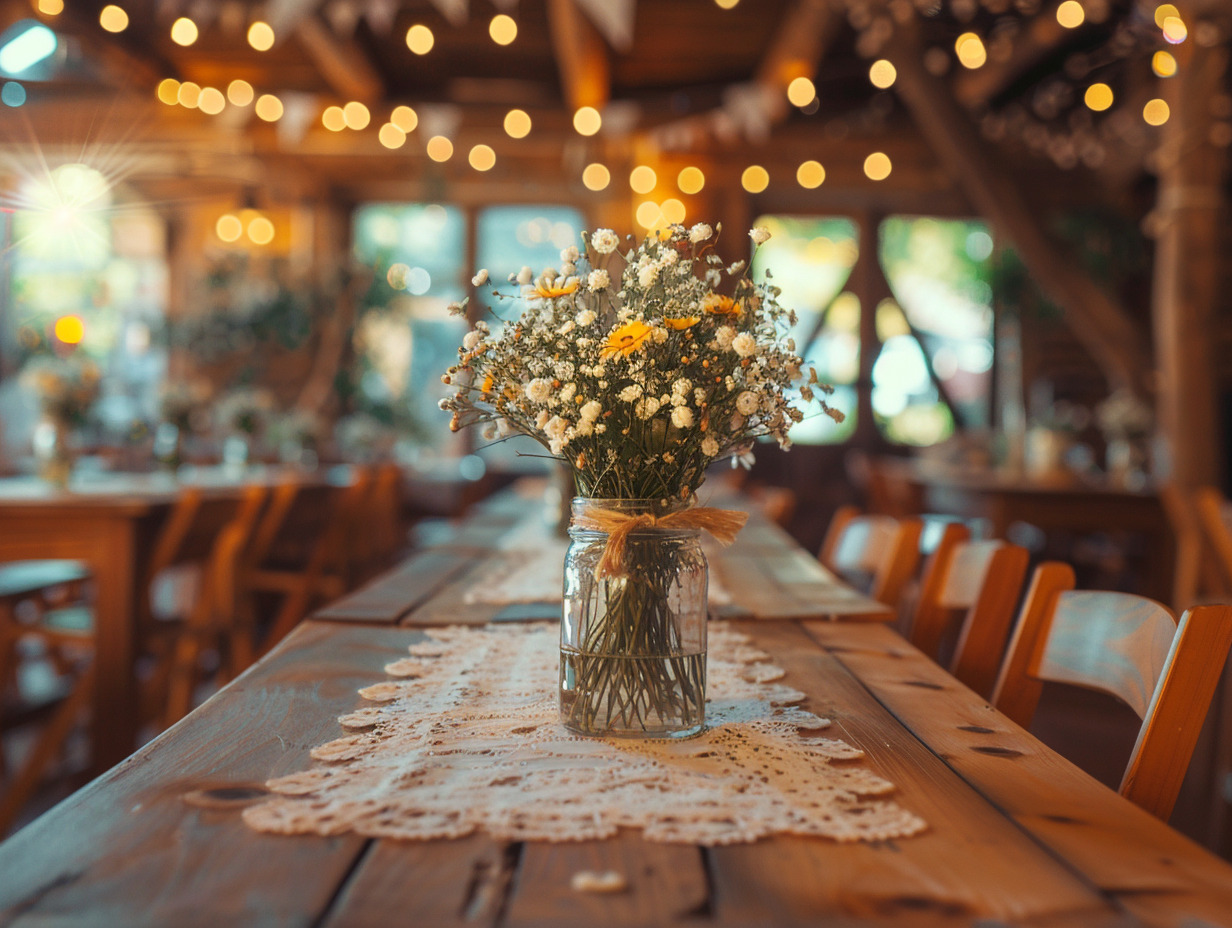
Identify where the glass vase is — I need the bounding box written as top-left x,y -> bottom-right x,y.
560,498 -> 708,739
32,416 -> 75,489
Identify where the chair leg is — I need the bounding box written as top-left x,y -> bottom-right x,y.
0,661 -> 95,836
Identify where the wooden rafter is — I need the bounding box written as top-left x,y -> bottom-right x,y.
546,0 -> 611,112
887,16 -> 1152,397
953,2 -> 1072,109
295,14 -> 384,103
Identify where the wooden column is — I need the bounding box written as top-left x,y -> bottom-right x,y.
1150,35 -> 1228,487
850,213 -> 887,445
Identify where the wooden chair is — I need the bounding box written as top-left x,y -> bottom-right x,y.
819,506 -> 923,610
908,522 -> 1029,698
992,562 -> 1232,821
0,561 -> 94,834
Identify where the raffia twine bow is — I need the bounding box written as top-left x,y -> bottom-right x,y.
573,505 -> 749,579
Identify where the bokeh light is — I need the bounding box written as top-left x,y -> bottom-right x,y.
255,94 -> 283,121
797,160 -> 825,188
504,108 -> 531,138
955,33 -> 986,69
787,76 -> 816,108
176,81 -> 200,108
391,105 -> 418,132
1084,82 -> 1113,111
661,198 -> 686,225
53,315 -> 84,344
246,215 -> 275,245
1056,1 -> 1084,29
1143,98 -> 1171,126
582,163 -> 610,190
248,21 -> 275,51
343,101 -> 370,130
864,152 -> 892,180
215,214 -> 242,242
573,106 -> 602,136
489,14 -> 517,45
378,123 -> 406,148
677,166 -> 705,194
629,165 -> 657,194
741,165 -> 769,193
170,17 -> 198,46
156,78 -> 180,105
227,79 -> 254,106
426,135 -> 453,161
406,25 -> 434,55
99,5 -> 128,32
869,59 -> 896,89
469,144 -> 496,171
197,87 -> 225,115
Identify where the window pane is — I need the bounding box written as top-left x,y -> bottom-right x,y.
751,215 -> 859,445
878,216 -> 993,444
351,203 -> 467,457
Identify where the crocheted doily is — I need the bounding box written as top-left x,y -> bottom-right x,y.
243,623 -> 927,845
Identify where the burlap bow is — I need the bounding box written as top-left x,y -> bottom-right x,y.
572,504 -> 749,579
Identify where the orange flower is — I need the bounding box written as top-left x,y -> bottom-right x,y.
599,320 -> 653,359
703,294 -> 741,316
534,279 -> 580,299
664,316 -> 700,330
481,375 -> 494,394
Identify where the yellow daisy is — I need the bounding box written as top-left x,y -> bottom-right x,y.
534,279 -> 580,299
599,320 -> 653,359
664,316 -> 700,330
703,294 -> 741,316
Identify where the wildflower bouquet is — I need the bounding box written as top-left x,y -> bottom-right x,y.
22,354 -> 101,426
440,222 -> 842,737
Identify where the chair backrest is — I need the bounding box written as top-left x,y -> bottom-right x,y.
1194,486 -> 1232,596
992,562 -> 1232,820
910,523 -> 1029,697
819,506 -> 923,609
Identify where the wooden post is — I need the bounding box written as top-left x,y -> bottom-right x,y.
1149,35 -> 1228,487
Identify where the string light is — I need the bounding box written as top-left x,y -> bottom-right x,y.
1154,4 -> 1179,28
786,76 -> 815,108
489,15 -> 517,45
797,160 -> 825,188
255,94 -> 283,121
677,166 -> 705,194
406,25 -> 434,55
426,135 -> 453,161
573,106 -> 602,136
469,144 -> 496,171
197,87 -> 225,115
629,165 -> 657,194
170,17 -> 198,46
1055,1 -> 1084,29
956,33 -> 986,69
215,214 -> 242,242
635,201 -> 663,229
99,5 -> 128,33
378,123 -> 406,148
863,153 -> 892,180
869,59 -> 896,89
714,0 -> 740,8
741,165 -> 769,193
53,315 -> 84,344
1152,51 -> 1177,77
176,81 -> 200,108
391,105 -> 418,132
246,215 -> 275,245
1143,98 -> 1170,126
156,78 -> 180,105
248,21 -> 275,51
322,106 -> 346,131
37,0 -> 63,15
1162,16 -> 1187,43
227,79 -> 254,106
343,101 -> 370,130
582,163 -> 610,190
504,108 -> 531,138
1084,83 -> 1113,111
661,198 -> 686,225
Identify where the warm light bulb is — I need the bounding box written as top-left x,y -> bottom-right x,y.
255,94 -> 283,121
786,76 -> 816,108
864,152 -> 892,180
797,160 -> 825,188
636,200 -> 663,230
1143,98 -> 1171,126
99,5 -> 128,32
391,105 -> 418,132
629,165 -> 657,194
714,0 -> 740,8
406,25 -> 434,55
1084,82 -> 1113,111
36,0 -> 63,15
198,87 -> 225,115
955,33 -> 986,69
469,144 -> 496,171
1152,50 -> 1177,77
215,214 -> 242,242
489,14 -> 517,45
677,166 -> 705,194
1154,4 -> 1179,28
1055,1 -> 1085,29
1162,15 -> 1187,43
426,135 -> 453,161
227,79 -> 254,106
156,78 -> 180,105
322,106 -> 346,131
343,101 -> 370,130
247,21 -> 275,51
504,108 -> 531,138
379,123 -> 406,148
741,165 -> 769,193
573,106 -> 602,136
869,59 -> 896,89
247,215 -> 275,245
661,198 -> 686,225
53,315 -> 84,344
170,17 -> 198,46
582,163 -> 610,191
176,81 -> 200,108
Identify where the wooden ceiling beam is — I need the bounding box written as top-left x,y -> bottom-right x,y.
888,14 -> 1152,397
547,0 -> 610,112
953,2 -> 1072,110
294,13 -> 384,103
753,0 -> 841,124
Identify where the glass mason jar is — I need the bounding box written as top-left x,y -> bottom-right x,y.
32,416 -> 75,489
560,498 -> 708,739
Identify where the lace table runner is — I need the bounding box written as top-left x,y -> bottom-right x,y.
243,624 -> 926,845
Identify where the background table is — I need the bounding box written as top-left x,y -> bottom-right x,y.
1,490 -> 1230,926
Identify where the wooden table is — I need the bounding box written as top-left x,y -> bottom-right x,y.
2,491 -> 1231,926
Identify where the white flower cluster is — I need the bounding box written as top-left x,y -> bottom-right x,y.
438,223 -> 842,499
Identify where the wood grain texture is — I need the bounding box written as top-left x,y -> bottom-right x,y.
705,622 -> 1124,926
805,620 -> 1232,928
0,620 -> 418,928
313,547 -> 483,624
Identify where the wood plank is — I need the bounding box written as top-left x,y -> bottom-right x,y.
704,622 -> 1127,926
804,621 -> 1232,928
0,621 -> 418,927
312,547 -> 483,624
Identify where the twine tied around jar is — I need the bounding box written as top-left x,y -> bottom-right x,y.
572,504 -> 748,579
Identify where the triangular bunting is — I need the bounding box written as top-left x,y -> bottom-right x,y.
428,0 -> 469,27
574,0 -> 636,52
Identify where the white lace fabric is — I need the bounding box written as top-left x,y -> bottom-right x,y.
243,624 -> 928,845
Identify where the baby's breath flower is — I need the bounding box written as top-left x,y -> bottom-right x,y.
590,229 -> 620,254
526,378 -> 552,403
701,436 -> 720,456
689,223 -> 712,243
587,270 -> 610,292
472,269 -> 489,286
749,227 -> 771,245
619,384 -> 643,403
462,331 -> 481,350
635,396 -> 661,419
580,400 -> 602,421
517,266 -> 534,285
561,245 -> 580,264
671,406 -> 695,429
714,326 -> 736,350
637,264 -> 659,288
736,391 -> 759,415
732,332 -> 757,358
